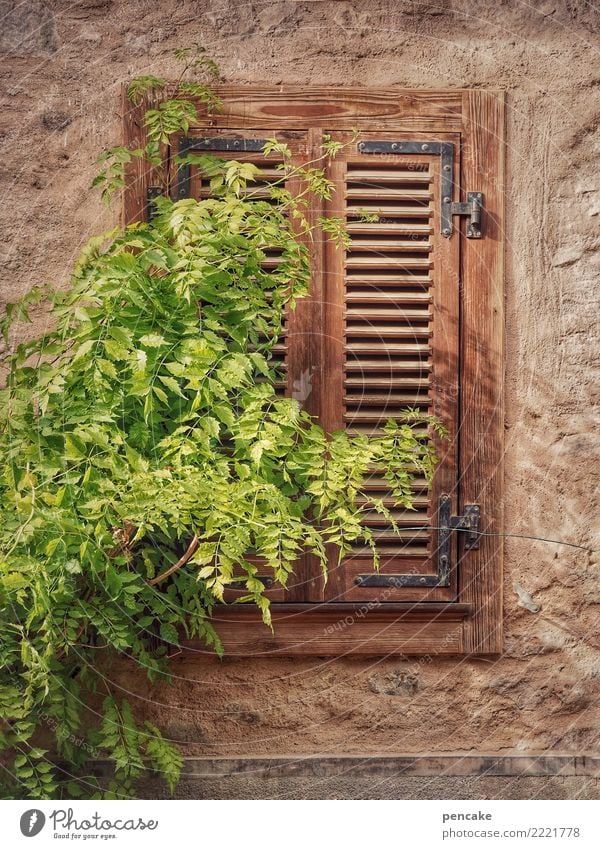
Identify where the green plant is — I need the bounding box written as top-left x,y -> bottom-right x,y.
0,48 -> 443,800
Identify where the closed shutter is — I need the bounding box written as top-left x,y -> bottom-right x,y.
168,129 -> 318,602
321,133 -> 460,603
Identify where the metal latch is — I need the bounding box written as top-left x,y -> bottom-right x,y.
448,192 -> 483,239
444,500 -> 481,549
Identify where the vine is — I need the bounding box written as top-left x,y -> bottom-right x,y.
0,47 -> 444,799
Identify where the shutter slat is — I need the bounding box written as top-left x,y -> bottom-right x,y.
344,393 -> 429,404
346,307 -> 431,319
345,376 -> 430,386
346,204 -> 432,218
351,546 -> 428,556
346,292 -> 432,304
364,529 -> 430,539
347,169 -> 432,184
346,187 -> 433,201
348,239 -> 433,252
346,222 -> 433,234
346,325 -> 432,337
346,256 -> 433,269
345,359 -> 432,372
346,274 -> 432,285
346,342 -> 430,354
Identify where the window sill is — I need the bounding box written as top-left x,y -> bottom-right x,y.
178,602 -> 472,657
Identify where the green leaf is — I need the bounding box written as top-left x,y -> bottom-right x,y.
65,433 -> 87,460
108,326 -> 133,347
73,340 -> 96,360
140,334 -> 166,348
160,623 -> 179,645
158,375 -> 185,397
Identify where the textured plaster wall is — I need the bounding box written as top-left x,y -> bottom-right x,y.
1,0 -> 598,777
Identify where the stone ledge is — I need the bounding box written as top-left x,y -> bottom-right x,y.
88,754 -> 600,779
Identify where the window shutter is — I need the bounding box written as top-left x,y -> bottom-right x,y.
165,129 -> 321,603
123,87 -> 504,655
321,133 -> 460,603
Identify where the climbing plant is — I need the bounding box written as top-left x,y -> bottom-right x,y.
0,47 -> 444,800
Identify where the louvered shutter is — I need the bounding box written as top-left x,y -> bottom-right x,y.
169,129 -> 319,602
320,133 -> 460,602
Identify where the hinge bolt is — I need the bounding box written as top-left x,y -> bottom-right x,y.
443,164 -> 451,171
443,196 -> 451,203
421,143 -> 429,151
443,227 -> 452,236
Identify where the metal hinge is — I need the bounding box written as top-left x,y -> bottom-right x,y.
176,136 -> 268,202
449,192 -> 483,239
353,495 -> 481,590
439,493 -> 481,553
358,139 -> 484,238
435,495 -> 480,586
146,185 -> 162,221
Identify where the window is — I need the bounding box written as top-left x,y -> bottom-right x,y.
123,87 -> 504,656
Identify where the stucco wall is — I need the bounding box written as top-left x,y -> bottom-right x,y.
1,0 -> 598,794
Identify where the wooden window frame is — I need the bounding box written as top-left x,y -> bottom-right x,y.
123,86 -> 504,656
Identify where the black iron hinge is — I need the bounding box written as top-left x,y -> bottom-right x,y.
176,135 -> 268,202
151,136 -> 484,237
146,137 -> 269,220
358,139 -> 484,239
354,495 -> 481,590
146,185 -> 162,221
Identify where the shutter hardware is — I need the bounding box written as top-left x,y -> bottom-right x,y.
150,137 -> 483,237
146,185 -> 162,221
147,136 -> 269,219
449,193 -> 483,239
176,136 -> 269,201
354,495 -> 481,589
358,140 -> 483,239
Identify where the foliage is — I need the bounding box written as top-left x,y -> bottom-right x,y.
0,48 -> 443,800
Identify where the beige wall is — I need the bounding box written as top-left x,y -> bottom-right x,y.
1,1 -> 598,766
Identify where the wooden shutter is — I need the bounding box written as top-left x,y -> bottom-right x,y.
164,128 -> 321,603
123,87 -> 504,655
320,134 -> 461,603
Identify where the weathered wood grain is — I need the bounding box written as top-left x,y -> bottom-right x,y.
459,90 -> 505,654
184,603 -> 469,656
180,86 -> 463,131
